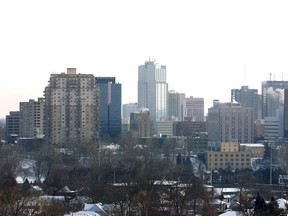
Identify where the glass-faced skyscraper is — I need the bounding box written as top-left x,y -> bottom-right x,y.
138,60 -> 168,122
96,77 -> 122,139
262,80 -> 288,118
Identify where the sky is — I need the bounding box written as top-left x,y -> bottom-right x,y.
1,0 -> 288,119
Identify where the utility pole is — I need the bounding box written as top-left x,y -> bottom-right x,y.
270,143 -> 273,185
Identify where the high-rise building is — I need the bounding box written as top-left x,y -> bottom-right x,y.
44,68 -> 99,146
156,121 -> 173,137
231,86 -> 261,121
263,117 -> 279,140
284,89 -> 288,138
186,97 -> 204,122
262,80 -> 288,118
122,103 -> 138,120
168,90 -> 186,121
129,108 -> 153,138
19,98 -> 45,138
95,77 -> 121,139
5,111 -> 20,144
207,102 -> 254,144
173,119 -> 206,137
138,59 -> 168,122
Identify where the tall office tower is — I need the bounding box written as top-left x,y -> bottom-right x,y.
185,96 -> 204,122
95,77 -> 121,139
19,98 -> 45,138
284,89 -> 288,138
44,68 -> 99,147
168,90 -> 186,121
5,111 -> 20,144
231,86 -> 261,121
262,80 -> 288,118
207,102 -> 254,144
138,59 -> 168,122
122,103 -> 138,120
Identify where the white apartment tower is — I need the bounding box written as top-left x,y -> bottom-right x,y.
138,60 -> 168,122
44,68 -> 99,146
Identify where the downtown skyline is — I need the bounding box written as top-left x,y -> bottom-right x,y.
1,0 -> 288,118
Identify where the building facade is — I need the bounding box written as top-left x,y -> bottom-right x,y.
207,142 -> 264,171
185,96 -> 204,122
284,89 -> 288,138
5,111 -> 20,144
156,121 -> 174,137
138,60 -> 168,122
129,108 -> 153,139
44,68 -> 99,146
19,98 -> 45,138
186,132 -> 208,153
231,85 -> 261,121
95,77 -> 121,139
262,80 -> 288,118
122,103 -> 138,120
168,90 -> 186,121
263,117 -> 279,140
173,119 -> 206,137
207,102 -> 254,144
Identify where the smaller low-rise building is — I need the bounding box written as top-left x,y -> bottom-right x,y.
207,142 -> 264,171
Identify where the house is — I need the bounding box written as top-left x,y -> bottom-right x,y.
56,185 -> 77,200
83,203 -> 113,216
64,211 -> 100,216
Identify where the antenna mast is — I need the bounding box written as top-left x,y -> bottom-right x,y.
244,64 -> 246,85
269,73 -> 272,81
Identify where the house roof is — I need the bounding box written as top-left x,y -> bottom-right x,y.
219,210 -> 246,216
64,211 -> 100,216
84,203 -> 109,215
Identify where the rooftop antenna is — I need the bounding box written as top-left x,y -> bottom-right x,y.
282,72 -> 284,81
269,73 -> 272,81
274,73 -> 276,81
243,64 -> 246,85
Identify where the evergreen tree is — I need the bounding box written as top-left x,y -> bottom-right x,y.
267,196 -> 283,216
254,192 -> 267,215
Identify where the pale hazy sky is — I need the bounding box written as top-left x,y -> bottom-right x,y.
1,0 -> 288,118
